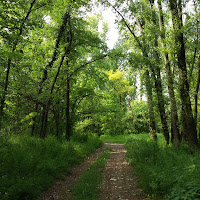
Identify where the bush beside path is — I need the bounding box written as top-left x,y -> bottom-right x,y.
40,142 -> 150,200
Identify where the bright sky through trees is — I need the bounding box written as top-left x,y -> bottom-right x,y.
96,0 -> 194,48
92,2 -> 119,49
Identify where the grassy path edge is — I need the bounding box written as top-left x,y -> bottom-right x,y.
69,148 -> 112,200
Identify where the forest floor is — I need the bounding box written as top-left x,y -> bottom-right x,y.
40,143 -> 151,200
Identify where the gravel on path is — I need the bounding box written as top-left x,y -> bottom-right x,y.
40,142 -> 151,200
99,143 -> 151,200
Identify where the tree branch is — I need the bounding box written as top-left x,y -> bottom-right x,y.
69,53 -> 109,79
50,14 -> 73,94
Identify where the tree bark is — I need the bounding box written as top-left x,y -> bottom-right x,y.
169,0 -> 198,148
152,68 -> 169,143
40,103 -> 50,139
158,0 -> 181,146
31,103 -> 39,136
37,12 -> 71,138
53,106 -> 60,138
66,76 -> 71,141
194,51 -> 200,124
148,0 -> 169,144
144,70 -> 157,140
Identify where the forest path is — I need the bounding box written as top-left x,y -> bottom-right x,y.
40,143 -> 150,200
40,144 -> 107,200
100,143 -> 151,200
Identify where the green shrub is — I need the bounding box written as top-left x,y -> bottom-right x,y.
126,138 -> 200,200
72,132 -> 89,143
0,134 -> 103,200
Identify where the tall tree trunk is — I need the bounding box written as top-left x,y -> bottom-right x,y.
158,0 -> 181,146
149,0 -> 169,144
66,76 -> 71,141
189,0 -> 199,83
0,0 -> 36,131
31,103 -> 39,136
194,51 -> 200,124
0,59 -> 11,130
151,68 -> 169,143
169,0 -> 198,148
53,106 -> 60,138
145,70 -> 157,140
40,103 -> 50,139
140,73 -> 143,102
193,1 -> 200,125
37,12 -> 72,138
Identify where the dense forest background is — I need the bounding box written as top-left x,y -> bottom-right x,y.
1,0 -> 200,148
1,0 -> 200,200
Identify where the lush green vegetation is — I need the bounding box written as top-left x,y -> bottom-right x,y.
126,137 -> 200,200
100,134 -> 133,144
0,134 -> 102,200
70,148 -> 111,200
1,0 -> 200,199
100,133 -> 164,144
1,0 -> 200,148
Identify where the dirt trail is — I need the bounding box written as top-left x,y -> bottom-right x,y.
40,143 -> 150,200
99,143 -> 150,200
40,145 -> 106,200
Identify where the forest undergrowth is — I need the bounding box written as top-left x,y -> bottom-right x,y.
126,136 -> 200,200
0,133 -> 103,200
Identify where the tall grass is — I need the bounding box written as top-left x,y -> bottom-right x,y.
126,137 -> 200,200
0,134 -> 103,200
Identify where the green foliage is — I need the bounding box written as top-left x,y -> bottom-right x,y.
70,148 -> 111,200
0,134 -> 103,200
100,133 -> 163,144
100,134 -> 133,144
128,100 -> 149,134
126,137 -> 200,200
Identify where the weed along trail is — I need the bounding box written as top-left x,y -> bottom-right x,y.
40,145 -> 107,200
100,143 -> 150,200
40,142 -> 150,200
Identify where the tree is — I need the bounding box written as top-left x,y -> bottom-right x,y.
0,0 -> 45,130
169,0 -> 198,147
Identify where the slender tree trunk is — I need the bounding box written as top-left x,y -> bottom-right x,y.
149,0 -> 169,144
145,70 -> 157,140
140,73 -> 143,102
0,0 -> 37,131
189,0 -> 199,83
0,59 -> 11,130
194,51 -> 200,124
165,53 -> 181,146
158,0 -> 181,146
31,103 -> 39,136
169,0 -> 198,148
152,68 -> 169,143
40,103 -> 50,139
66,76 -> 71,141
37,12 -> 72,138
53,106 -> 60,138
